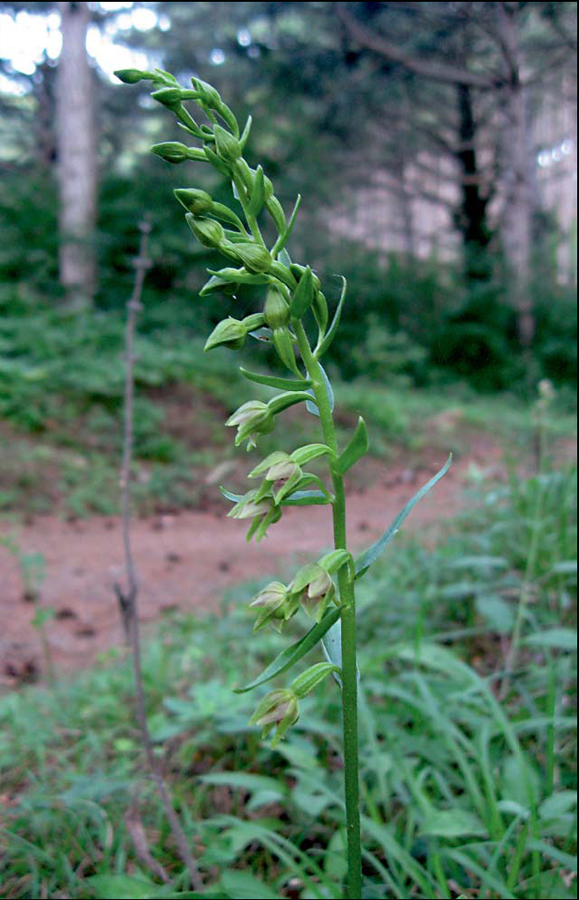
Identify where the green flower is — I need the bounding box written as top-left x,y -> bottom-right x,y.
249,689 -> 300,747
226,401 -> 275,449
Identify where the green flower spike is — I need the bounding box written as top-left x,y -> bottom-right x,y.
249,689 -> 300,747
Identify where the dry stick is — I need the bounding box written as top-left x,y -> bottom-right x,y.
115,220 -> 203,891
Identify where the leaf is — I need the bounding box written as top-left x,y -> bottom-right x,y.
87,875 -> 161,899
524,628 -> 577,651
239,367 -> 311,391
316,277 -> 347,357
248,165 -> 266,216
220,870 -> 281,899
234,606 -> 344,693
539,791 -> 577,820
420,809 -> 487,838
289,266 -> 315,319
355,455 -> 452,579
334,417 -> 369,475
220,486 -> 246,504
206,267 -> 271,285
273,196 -> 301,256
199,772 -> 288,801
306,363 -> 334,417
281,489 -> 330,506
476,595 -> 514,634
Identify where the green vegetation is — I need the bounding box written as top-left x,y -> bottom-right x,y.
0,295 -> 575,518
1,466 -> 576,899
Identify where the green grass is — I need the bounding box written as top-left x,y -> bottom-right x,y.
1,465 -> 576,899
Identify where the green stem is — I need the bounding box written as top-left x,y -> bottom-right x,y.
294,321 -> 362,900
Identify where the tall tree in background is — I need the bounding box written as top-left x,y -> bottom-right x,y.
335,0 -> 577,349
56,1 -> 97,306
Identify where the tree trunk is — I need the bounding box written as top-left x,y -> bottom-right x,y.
56,1 -> 97,307
455,82 -> 492,282
497,3 -> 535,348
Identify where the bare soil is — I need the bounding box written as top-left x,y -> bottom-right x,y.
1,437 -> 512,687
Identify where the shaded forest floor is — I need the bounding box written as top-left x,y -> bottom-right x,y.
1,425 -> 575,687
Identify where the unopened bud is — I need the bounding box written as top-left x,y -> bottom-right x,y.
214,124 -> 242,163
192,77 -> 222,109
204,317 -> 246,352
264,288 -> 290,329
151,141 -> 191,164
186,214 -> 225,249
231,242 -> 272,274
151,87 -> 186,109
114,68 -> 152,84
174,188 -> 214,215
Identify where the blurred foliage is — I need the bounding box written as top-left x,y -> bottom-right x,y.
1,465 -> 576,898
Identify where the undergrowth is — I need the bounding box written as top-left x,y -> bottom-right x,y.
0,301 -> 575,517
1,466 -> 576,899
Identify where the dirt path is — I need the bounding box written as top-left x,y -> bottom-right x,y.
0,439 -> 509,685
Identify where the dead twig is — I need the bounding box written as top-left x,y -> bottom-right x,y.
115,220 -> 203,890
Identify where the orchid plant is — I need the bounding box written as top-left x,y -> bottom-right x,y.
117,66 -> 450,900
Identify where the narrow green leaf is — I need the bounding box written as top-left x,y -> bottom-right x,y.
268,391 -> 312,415
234,606 -> 344,692
220,486 -> 245,503
420,809 -> 487,838
86,875 -> 160,899
289,266 -> 315,319
280,489 -> 331,506
334,417 -> 369,475
248,165 -> 266,217
207,267 -> 271,285
355,455 -> 452,579
523,628 -> 577,651
306,363 -> 334,417
272,194 -> 302,255
316,277 -> 347,357
239,368 -> 311,391
239,115 -> 252,150
278,248 -> 292,267
220,870 -> 281,899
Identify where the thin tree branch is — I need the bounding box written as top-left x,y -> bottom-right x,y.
334,2 -> 498,89
115,220 -> 203,892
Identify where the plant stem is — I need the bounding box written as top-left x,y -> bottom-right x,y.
295,321 -> 362,899
116,221 -> 203,891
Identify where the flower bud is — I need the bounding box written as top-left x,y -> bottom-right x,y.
273,327 -> 299,374
192,77 -> 222,109
266,196 -> 286,232
174,188 -> 214,215
114,68 -> 152,84
214,124 -> 242,163
231,243 -> 272,274
249,689 -> 300,747
186,214 -> 225,249
226,400 -> 275,448
204,317 -> 247,352
151,142 -> 192,164
151,87 -> 186,109
264,288 -> 290,329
